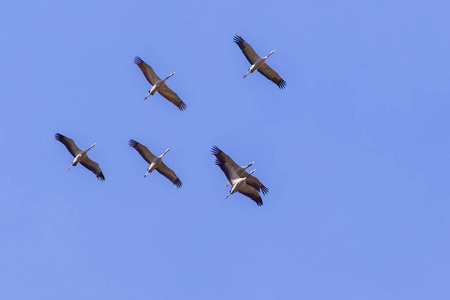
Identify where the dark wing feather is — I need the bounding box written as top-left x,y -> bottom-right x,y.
211,146 -> 241,177
129,139 -> 156,164
55,133 -> 81,157
80,156 -> 105,181
156,162 -> 182,188
214,156 -> 234,183
233,35 -> 261,65
257,64 -> 286,89
134,56 -> 161,85
158,85 -> 187,111
238,184 -> 263,206
244,173 -> 269,195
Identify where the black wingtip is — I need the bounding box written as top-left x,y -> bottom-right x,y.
97,172 -> 105,182
255,198 -> 263,206
178,102 -> 187,111
233,34 -> 244,44
277,79 -> 287,89
129,139 -> 138,147
134,56 -> 143,64
211,145 -> 221,156
214,158 -> 224,166
261,185 -> 269,195
174,179 -> 183,188
54,133 -> 64,141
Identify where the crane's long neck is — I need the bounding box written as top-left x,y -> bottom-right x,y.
165,72 -> 176,80
265,50 -> 276,58
244,162 -> 254,170
87,143 -> 96,151
246,169 -> 256,179
161,148 -> 171,157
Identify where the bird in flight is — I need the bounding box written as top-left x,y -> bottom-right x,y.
212,146 -> 269,195
233,34 -> 286,89
134,56 -> 187,111
129,139 -> 182,188
212,146 -> 268,206
55,133 -> 105,181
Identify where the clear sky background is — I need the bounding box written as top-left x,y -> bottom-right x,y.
1,0 -> 450,299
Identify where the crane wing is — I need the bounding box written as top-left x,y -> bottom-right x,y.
238,184 -> 263,206
158,85 -> 187,111
233,35 -> 261,65
214,156 -> 240,184
211,146 -> 241,179
134,56 -> 161,85
55,133 -> 81,157
156,162 -> 182,188
215,158 -> 232,182
129,139 -> 156,164
80,156 -> 105,181
242,172 -> 269,195
257,64 -> 286,89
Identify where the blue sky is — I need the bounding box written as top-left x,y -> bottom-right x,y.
1,0 -> 450,299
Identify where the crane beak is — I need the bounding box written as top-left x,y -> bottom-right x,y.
144,91 -> 151,100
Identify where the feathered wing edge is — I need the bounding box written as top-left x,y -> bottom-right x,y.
55,133 -> 80,157
156,162 -> 183,189
129,139 -> 156,165
80,160 -> 105,181
245,175 -> 270,195
233,34 -> 260,65
158,85 -> 187,111
257,64 -> 286,89
238,185 -> 263,206
134,56 -> 161,85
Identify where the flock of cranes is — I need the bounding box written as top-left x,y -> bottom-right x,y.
55,35 -> 284,206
